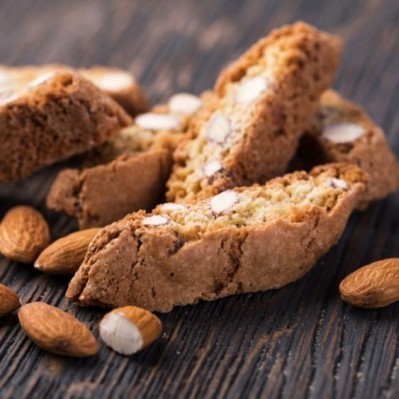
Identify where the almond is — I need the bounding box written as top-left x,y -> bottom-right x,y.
34,228 -> 100,275
142,215 -> 170,226
210,190 -> 238,215
99,306 -> 162,355
339,258 -> 399,308
0,284 -> 21,317
0,206 -> 50,263
18,302 -> 99,357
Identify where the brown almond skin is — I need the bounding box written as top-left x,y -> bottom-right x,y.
18,302 -> 99,357
0,284 -> 21,316
109,306 -> 162,349
0,206 -> 51,263
34,228 -> 100,275
339,258 -> 399,308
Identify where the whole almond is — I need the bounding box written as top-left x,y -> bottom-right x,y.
0,206 -> 51,263
34,228 -> 100,275
99,306 -> 162,355
18,302 -> 99,357
0,284 -> 21,317
339,258 -> 399,308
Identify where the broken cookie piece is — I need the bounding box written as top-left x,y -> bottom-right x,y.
0,68 -> 132,183
47,93 -> 206,228
166,22 -> 343,202
0,65 -> 149,116
67,163 -> 366,312
292,90 -> 399,207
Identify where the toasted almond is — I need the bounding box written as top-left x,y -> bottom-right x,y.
99,306 -> 162,355
0,206 -> 50,263
0,284 -> 21,317
34,228 -> 100,275
18,302 -> 99,357
339,258 -> 399,308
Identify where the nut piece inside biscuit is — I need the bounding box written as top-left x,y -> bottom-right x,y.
329,178 -> 349,190
210,190 -> 238,214
203,160 -> 223,178
322,123 -> 365,144
27,72 -> 56,88
160,203 -> 188,211
93,72 -> 135,92
142,215 -> 170,226
235,76 -> 270,104
206,114 -> 232,144
136,113 -> 181,131
168,93 -> 202,115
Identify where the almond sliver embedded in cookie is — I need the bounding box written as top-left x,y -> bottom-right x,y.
322,123 -> 365,144
94,72 -> 135,92
168,93 -> 202,115
203,160 -> 223,178
329,178 -> 348,190
136,113 -> 181,131
210,190 -> 238,214
235,76 -> 271,104
27,72 -> 57,89
142,215 -> 170,226
206,114 -> 232,144
160,203 -> 188,211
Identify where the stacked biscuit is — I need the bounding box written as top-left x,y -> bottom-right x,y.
1,23 -> 398,312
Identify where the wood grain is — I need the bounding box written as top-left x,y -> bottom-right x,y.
1,0 -> 399,398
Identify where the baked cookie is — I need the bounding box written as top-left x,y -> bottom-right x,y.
0,65 -> 149,116
67,163 -> 366,312
292,90 -> 399,207
0,69 -> 131,183
166,22 -> 343,202
47,93 -> 205,228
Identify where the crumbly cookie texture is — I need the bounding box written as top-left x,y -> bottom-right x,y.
67,163 -> 366,312
0,69 -> 132,183
166,22 -> 343,202
292,90 -> 399,207
0,64 -> 149,116
47,93 -> 205,228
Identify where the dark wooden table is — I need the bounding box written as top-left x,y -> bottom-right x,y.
1,0 -> 399,398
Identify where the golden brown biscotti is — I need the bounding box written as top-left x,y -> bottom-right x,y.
166,22 -> 343,202
0,65 -> 149,116
0,69 -> 132,183
47,93 -> 205,228
67,163 -> 366,312
292,90 -> 399,207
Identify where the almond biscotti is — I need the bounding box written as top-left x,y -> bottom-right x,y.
0,69 -> 132,183
166,22 -> 343,202
67,163 -> 366,312
0,65 -> 149,116
47,93 -> 205,228
293,90 -> 399,206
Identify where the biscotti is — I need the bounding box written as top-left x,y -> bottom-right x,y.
166,22 -> 343,202
67,163 -> 366,312
0,69 -> 132,183
0,65 -> 149,116
293,90 -> 399,206
47,93 -> 205,228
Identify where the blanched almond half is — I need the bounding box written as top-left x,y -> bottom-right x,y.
34,228 -> 100,275
18,302 -> 99,357
0,284 -> 21,317
203,160 -> 223,178
210,190 -> 238,214
235,76 -> 270,104
168,93 -> 202,115
322,123 -> 365,144
329,178 -> 348,190
94,71 -> 135,92
136,113 -> 181,131
99,306 -> 162,355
